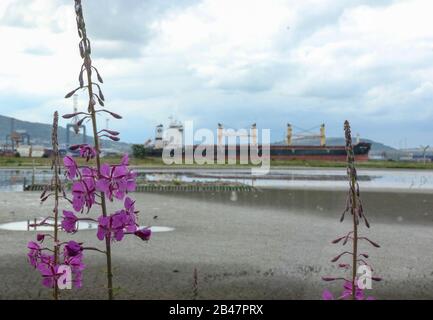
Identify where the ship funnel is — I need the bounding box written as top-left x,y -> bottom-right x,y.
217,123 -> 224,146
251,123 -> 257,145
286,123 -> 292,146
320,124 -> 326,146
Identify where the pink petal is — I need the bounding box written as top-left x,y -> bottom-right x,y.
100,163 -> 111,177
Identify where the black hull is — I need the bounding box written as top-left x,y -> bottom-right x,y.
142,142 -> 371,161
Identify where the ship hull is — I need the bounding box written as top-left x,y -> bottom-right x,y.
266,142 -> 371,162
143,142 -> 371,162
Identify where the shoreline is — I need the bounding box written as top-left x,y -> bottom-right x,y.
2,156 -> 433,171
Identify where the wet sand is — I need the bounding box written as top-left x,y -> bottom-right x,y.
0,189 -> 432,299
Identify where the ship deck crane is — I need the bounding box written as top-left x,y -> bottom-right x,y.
286,124 -> 326,146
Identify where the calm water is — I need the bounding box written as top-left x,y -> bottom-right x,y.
2,167 -> 433,191
137,168 -> 433,191
0,168 -> 53,191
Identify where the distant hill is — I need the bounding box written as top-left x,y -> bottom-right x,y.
0,114 -> 131,153
273,137 -> 396,154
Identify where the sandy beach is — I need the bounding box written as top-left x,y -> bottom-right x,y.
0,188 -> 432,299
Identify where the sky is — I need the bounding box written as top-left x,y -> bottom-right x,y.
0,0 -> 433,148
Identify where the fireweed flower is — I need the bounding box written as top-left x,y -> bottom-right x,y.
65,254 -> 85,288
96,201 -> 138,242
96,162 -> 136,201
34,253 -> 61,288
64,156 -> 78,180
26,0 -> 150,299
40,253 -> 55,266
79,144 -> 97,161
124,196 -> 135,214
134,228 -> 151,241
97,213 -> 126,242
37,261 -> 61,288
122,197 -> 138,232
322,281 -> 375,300
61,210 -> 78,233
64,241 -> 83,257
63,246 -> 86,288
72,177 -> 96,212
27,241 -> 41,268
342,281 -> 365,300
65,253 -> 84,270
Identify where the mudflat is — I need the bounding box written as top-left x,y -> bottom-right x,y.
0,189 -> 432,299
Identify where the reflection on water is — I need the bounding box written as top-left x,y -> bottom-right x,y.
2,168 -> 433,191
0,169 -> 53,192
129,169 -> 433,191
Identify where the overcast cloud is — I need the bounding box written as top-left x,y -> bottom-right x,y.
0,0 -> 432,147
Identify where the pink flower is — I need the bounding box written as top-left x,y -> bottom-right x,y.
61,210 -> 78,233
27,241 -> 41,268
63,245 -> 86,288
97,214 -> 125,242
96,202 -> 138,241
134,228 -> 151,241
64,156 -> 78,180
96,162 -> 136,201
342,281 -> 365,300
323,281 -> 375,300
72,177 -> 96,212
37,260 -> 61,288
64,241 -> 83,257
123,197 -> 137,232
79,144 -> 97,161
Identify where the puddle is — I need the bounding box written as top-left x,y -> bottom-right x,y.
147,226 -> 175,232
0,218 -> 175,232
0,219 -> 96,231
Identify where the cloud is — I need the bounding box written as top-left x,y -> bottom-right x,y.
0,0 -> 70,31
23,46 -> 54,56
1,0 -> 433,147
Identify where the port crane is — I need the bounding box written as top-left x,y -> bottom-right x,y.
5,118 -> 31,150
66,94 -> 87,147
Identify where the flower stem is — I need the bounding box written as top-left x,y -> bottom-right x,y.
74,0 -> 114,300
351,174 -> 358,300
345,120 -> 358,300
87,73 -> 114,301
52,111 -> 60,300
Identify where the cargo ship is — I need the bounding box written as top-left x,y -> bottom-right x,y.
142,122 -> 371,162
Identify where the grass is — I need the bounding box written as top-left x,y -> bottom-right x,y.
1,156 -> 433,170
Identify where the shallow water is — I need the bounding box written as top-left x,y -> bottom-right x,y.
0,168 -> 52,191
2,167 -> 433,191
0,218 -> 175,232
